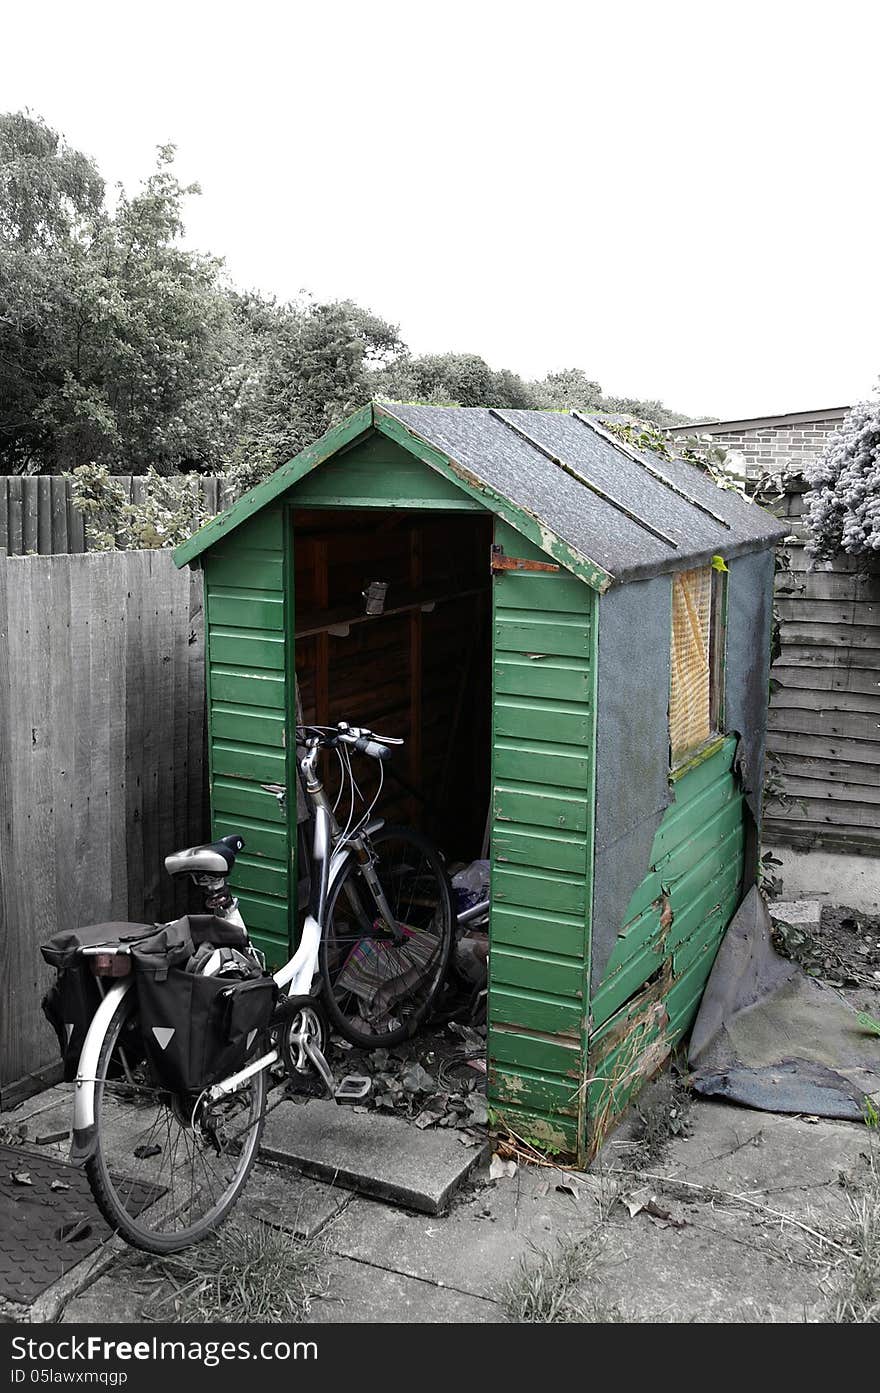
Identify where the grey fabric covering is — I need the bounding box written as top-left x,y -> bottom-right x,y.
590,575 -> 673,990
689,888 -> 880,1121
723,550 -> 776,826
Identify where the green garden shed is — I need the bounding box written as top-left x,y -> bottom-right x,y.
174,402 -> 787,1164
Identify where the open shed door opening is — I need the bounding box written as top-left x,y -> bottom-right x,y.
292,507 -> 493,864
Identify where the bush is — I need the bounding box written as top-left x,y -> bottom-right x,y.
803,397 -> 880,561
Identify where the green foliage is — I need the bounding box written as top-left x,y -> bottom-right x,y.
230,294 -> 402,478
67,462 -> 215,550
373,351 -> 534,409
0,115 -> 248,475
528,368 -> 692,426
529,367 -> 602,413
803,395 -> 880,562
1,108 -> 702,498
758,848 -> 784,899
0,110 -> 104,247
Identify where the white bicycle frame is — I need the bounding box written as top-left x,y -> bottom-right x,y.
70,734 -> 390,1161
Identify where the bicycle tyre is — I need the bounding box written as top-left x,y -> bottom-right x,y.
86,991 -> 267,1254
319,825 -> 454,1048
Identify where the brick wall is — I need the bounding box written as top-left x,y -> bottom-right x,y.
668,411 -> 848,480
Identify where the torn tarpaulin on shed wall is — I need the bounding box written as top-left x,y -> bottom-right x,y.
590,574 -> 673,992
723,549 -> 776,830
688,887 -> 880,1121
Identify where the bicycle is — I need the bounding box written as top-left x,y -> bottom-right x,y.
59,720 -> 455,1253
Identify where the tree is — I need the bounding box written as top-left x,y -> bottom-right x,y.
528,366 -> 692,426
0,109 -> 104,248
227,295 -> 402,484
803,395 -> 880,561
529,367 -> 603,413
372,352 -> 534,408
0,114 -> 245,473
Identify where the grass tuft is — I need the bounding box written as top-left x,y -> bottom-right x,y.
827,1149 -> 880,1324
502,1232 -> 623,1323
143,1219 -> 330,1323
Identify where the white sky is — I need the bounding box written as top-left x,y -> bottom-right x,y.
5,0 -> 879,420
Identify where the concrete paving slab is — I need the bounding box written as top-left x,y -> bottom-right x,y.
261,1100 -> 487,1214
589,1204 -> 826,1322
769,899 -> 822,930
325,1162 -> 604,1302
649,1100 -> 871,1221
60,1260 -> 151,1324
1,1086 -> 73,1163
311,1255 -> 502,1323
238,1161 -> 352,1239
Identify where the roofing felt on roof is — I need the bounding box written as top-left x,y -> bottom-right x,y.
174,401 -> 788,586
380,403 -> 788,586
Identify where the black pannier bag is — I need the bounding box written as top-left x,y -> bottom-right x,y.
131,916 -> 278,1096
40,922 -> 153,1081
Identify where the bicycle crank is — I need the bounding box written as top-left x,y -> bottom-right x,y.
276,995 -> 370,1103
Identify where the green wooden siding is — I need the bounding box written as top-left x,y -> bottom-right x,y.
291,433 -> 484,511
586,735 -> 744,1143
203,506 -> 292,966
487,520 -> 597,1154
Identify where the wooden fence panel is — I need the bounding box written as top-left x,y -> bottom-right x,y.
0,551 -> 208,1104
765,482 -> 880,855
0,476 -> 225,555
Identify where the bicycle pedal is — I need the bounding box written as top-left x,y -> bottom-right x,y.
334,1075 -> 371,1103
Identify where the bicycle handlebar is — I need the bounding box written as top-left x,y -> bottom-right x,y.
296,721 -> 403,759
353,735 -> 392,760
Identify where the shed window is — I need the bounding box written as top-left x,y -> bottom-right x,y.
669,565 -> 723,766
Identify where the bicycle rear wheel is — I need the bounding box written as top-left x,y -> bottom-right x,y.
319,825 -> 454,1048
86,992 -> 266,1253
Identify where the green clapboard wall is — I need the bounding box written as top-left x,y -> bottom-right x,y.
586,736 -> 744,1149
487,519 -> 597,1155
203,505 -> 292,966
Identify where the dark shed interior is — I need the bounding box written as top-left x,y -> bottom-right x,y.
292,508 -> 493,860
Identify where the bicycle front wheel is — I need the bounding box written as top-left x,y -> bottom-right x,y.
86,992 -> 267,1254
320,825 -> 454,1048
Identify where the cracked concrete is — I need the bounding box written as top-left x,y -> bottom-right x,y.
2,1084 -> 874,1324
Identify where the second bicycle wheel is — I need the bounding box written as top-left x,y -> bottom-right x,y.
319,825 -> 454,1048
86,990 -> 267,1254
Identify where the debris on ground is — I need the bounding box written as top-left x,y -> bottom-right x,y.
450,860 -> 490,993
489,1155 -> 517,1181
291,1015 -> 489,1142
771,901 -> 880,990
622,1186 -> 687,1229
631,1067 -> 693,1165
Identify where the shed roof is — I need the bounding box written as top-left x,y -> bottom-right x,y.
174,401 -> 788,589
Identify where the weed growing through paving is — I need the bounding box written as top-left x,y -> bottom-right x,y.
825,1144 -> 880,1324
142,1220 -> 330,1323
502,1232 -> 624,1323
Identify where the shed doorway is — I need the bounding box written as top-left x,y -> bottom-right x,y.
292,507 -> 493,867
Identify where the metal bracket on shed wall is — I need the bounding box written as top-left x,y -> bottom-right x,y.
490,545 -> 560,574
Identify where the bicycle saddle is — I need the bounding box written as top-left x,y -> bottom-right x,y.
164,834 -> 245,877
